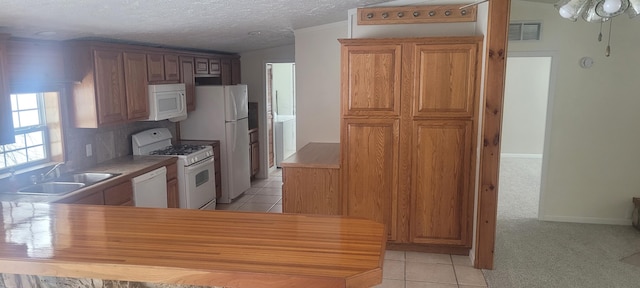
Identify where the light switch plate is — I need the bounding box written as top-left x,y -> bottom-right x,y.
86,144 -> 92,157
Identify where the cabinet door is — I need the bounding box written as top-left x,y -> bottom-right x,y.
167,178 -> 179,208
231,58 -> 241,85
74,191 -> 105,205
123,52 -> 149,120
410,120 -> 473,246
194,57 -> 209,74
209,58 -> 221,76
93,49 -> 127,125
412,43 -> 478,118
342,118 -> 399,240
164,54 -> 180,81
341,44 -> 402,117
104,181 -> 134,206
221,58 -> 232,85
147,53 -> 165,82
180,56 -> 196,111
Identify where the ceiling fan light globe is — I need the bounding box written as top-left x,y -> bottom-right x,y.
603,0 -> 623,13
559,5 -> 578,18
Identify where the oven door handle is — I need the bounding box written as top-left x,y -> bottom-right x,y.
185,157 -> 215,172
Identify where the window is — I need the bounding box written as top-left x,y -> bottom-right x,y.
0,93 -> 49,171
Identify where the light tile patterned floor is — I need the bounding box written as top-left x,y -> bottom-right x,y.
218,169 -> 487,288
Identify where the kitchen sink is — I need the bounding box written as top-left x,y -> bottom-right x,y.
54,172 -> 121,185
14,172 -> 120,196
17,182 -> 86,196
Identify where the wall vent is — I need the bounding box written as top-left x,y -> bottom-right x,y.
509,22 -> 541,41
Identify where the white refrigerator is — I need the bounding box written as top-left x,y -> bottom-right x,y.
179,85 -> 251,204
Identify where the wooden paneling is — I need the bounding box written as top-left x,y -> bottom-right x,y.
283,167 -> 340,215
179,56 -> 196,112
341,44 -> 402,116
0,203 -> 385,288
93,49 -> 126,126
357,5 -> 477,25
410,120 -> 473,246
413,43 -> 478,118
476,0 -> 511,270
103,181 -> 133,206
163,54 -> 179,81
342,119 -> 399,241
122,52 -> 149,120
146,53 -> 165,82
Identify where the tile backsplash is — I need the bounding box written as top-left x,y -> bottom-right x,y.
65,120 -> 177,171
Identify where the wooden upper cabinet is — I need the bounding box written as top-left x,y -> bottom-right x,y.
147,53 -> 165,82
164,54 -> 180,81
220,58 -> 232,85
93,49 -> 127,125
209,58 -> 221,76
413,43 -> 479,118
231,58 -> 241,85
341,44 -> 402,117
342,118 -> 399,241
180,56 -> 196,112
123,52 -> 149,120
410,120 -> 473,246
194,57 -> 209,74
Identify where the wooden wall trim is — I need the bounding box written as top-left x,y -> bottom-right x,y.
475,0 -> 511,269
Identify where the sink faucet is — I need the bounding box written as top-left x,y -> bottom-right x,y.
37,163 -> 65,183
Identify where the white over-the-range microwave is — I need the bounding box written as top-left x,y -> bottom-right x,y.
146,83 -> 187,122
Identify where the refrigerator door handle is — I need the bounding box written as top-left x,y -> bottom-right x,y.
230,121 -> 237,152
229,87 -> 238,120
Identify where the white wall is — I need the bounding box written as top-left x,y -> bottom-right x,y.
240,45 -> 295,179
510,1 -> 640,224
501,56 -> 551,155
294,21 -> 346,148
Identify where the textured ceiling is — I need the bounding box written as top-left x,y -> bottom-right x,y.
0,0 -> 409,53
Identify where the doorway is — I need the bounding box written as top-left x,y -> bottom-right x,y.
499,53 -> 555,220
265,62 -> 296,171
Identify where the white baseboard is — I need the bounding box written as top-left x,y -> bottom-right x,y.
500,153 -> 543,159
539,215 -> 632,226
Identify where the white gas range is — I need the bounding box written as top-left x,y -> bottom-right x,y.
132,128 -> 216,210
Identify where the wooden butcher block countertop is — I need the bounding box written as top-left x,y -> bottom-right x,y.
280,142 -> 340,169
0,202 -> 386,288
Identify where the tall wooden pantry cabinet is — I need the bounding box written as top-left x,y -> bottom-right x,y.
339,36 -> 482,253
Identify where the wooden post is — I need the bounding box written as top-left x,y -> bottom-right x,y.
475,0 -> 511,269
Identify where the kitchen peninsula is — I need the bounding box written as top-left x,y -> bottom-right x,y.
0,202 -> 385,288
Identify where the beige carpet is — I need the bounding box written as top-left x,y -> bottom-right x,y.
483,157 -> 640,288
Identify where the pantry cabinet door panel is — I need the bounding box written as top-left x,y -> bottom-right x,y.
410,120 -> 473,246
342,118 -> 399,240
341,45 -> 401,116
413,43 -> 477,118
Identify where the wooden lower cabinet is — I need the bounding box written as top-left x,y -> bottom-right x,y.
282,167 -> 340,215
410,120 -> 473,246
72,191 -> 105,205
104,181 -> 133,206
341,119 -> 399,241
166,162 -> 179,208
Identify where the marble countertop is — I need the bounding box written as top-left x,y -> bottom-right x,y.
0,155 -> 177,203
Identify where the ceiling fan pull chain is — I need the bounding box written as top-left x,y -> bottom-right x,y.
606,18 -> 613,57
598,21 -> 603,42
